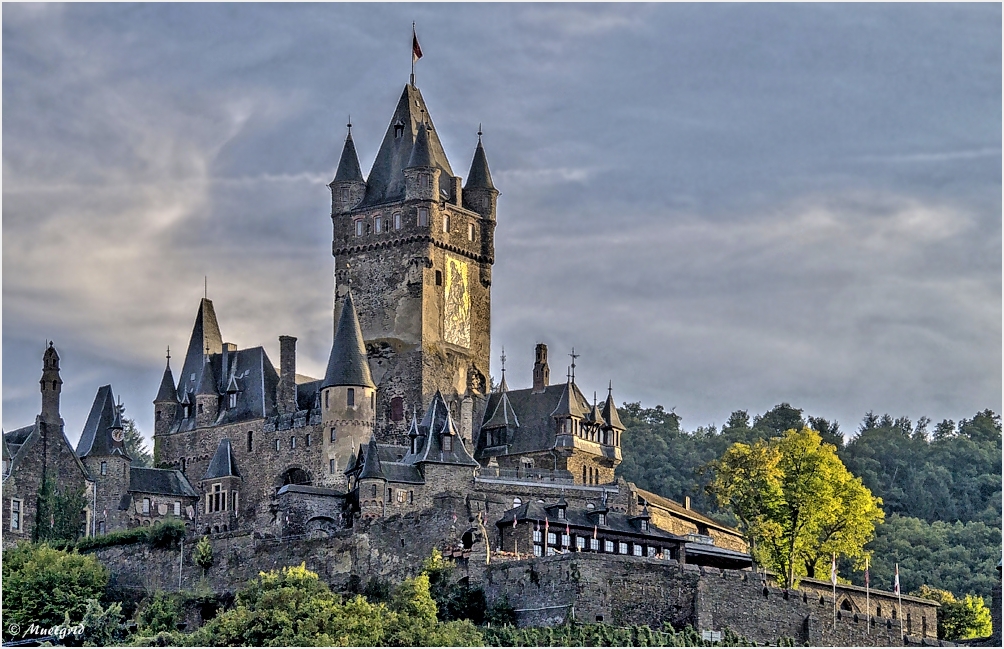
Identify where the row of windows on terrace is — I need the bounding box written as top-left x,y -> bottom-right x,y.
354,210 -> 478,241
559,418 -> 620,446
529,530 -> 672,559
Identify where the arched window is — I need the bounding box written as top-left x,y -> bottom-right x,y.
393,213 -> 402,230
513,497 -> 522,508
391,397 -> 404,422
354,220 -> 365,237
374,216 -> 384,233
468,223 -> 475,240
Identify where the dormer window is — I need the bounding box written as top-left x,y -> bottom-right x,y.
641,520 -> 649,532
598,513 -> 606,526
394,120 -> 405,138
443,435 -> 453,452
229,393 -> 237,409
557,507 -> 565,520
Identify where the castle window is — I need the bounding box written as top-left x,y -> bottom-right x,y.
340,187 -> 350,203
290,436 -> 296,449
275,439 -> 280,452
229,393 -> 237,409
375,216 -> 384,233
174,502 -> 181,516
408,491 -> 414,504
891,609 -> 897,620
533,529 -> 542,543
330,427 -> 337,442
604,540 -> 614,553
583,466 -> 587,483
442,435 -> 453,452
546,546 -> 556,556
232,491 -> 239,513
306,434 -> 312,447
561,533 -> 570,547
397,490 -> 405,503
325,391 -> 329,409
648,546 -> 657,557
355,220 -> 365,237
640,520 -> 649,532
547,532 -> 556,545
633,544 -> 643,556
391,397 -> 404,422
619,542 -> 628,554
11,499 -> 21,531
347,388 -> 355,407
468,223 -> 475,241
598,513 -> 606,526
330,459 -> 335,474
590,538 -> 600,551
101,461 -> 108,476
371,484 -> 377,497
576,536 -> 585,550
534,544 -> 542,557
98,521 -> 105,535
143,498 -> 151,515
557,507 -> 565,520
156,410 -> 162,421
513,497 -> 522,508
876,605 -> 882,617
386,488 -> 393,503
418,207 -> 429,227
247,431 -> 253,453
198,403 -> 204,415
371,391 -> 375,408
420,173 -> 431,189
435,270 -> 442,286
443,215 -> 451,233
181,458 -> 187,473
393,213 -> 403,230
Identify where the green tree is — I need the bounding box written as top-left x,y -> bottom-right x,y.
193,536 -> 213,575
137,592 -> 181,635
912,585 -> 993,641
708,427 -> 884,587
33,474 -> 88,543
122,415 -> 153,467
1,543 -> 109,641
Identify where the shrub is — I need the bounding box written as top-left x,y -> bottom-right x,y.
147,519 -> 187,550
138,592 -> 182,635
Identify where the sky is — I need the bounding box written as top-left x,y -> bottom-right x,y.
3,3 -> 1001,448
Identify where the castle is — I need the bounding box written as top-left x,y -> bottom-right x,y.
3,76 -> 949,646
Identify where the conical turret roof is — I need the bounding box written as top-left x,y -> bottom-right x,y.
464,137 -> 495,190
196,357 -> 217,396
361,85 -> 453,207
178,299 -> 223,398
407,122 -> 433,168
77,385 -> 128,459
322,292 -> 375,389
359,436 -> 385,480
332,131 -> 364,183
155,358 -> 178,403
484,390 -> 519,430
602,384 -> 625,430
588,396 -> 606,427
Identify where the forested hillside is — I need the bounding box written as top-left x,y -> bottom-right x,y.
616,403 -> 1002,601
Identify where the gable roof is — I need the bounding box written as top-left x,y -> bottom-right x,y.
479,382 -> 593,457
203,438 -> 240,480
129,467 -> 198,498
412,392 -> 478,467
361,84 -> 454,207
4,420 -> 93,485
76,385 -> 129,460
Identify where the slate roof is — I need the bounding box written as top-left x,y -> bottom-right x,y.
479,382 -> 593,457
464,137 -> 495,190
499,499 -> 678,542
171,346 -> 279,432
633,487 -> 738,535
322,293 -> 376,389
602,388 -> 625,430
203,438 -> 240,480
155,361 -> 178,403
332,131 -> 364,183
195,357 -> 218,395
129,467 -> 198,498
359,437 -> 385,480
177,299 -> 223,400
407,123 -> 434,168
361,84 -> 454,207
76,385 -> 129,460
412,392 -> 478,467
551,380 -> 586,419
483,389 -> 519,430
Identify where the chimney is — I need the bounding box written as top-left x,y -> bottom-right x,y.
532,343 -> 549,393
221,342 -> 237,379
278,335 -> 297,414
684,495 -> 691,510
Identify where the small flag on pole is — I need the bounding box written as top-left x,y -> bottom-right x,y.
894,563 -> 900,595
545,517 -> 549,538
864,558 -> 870,587
512,513 -> 517,528
412,24 -> 423,63
830,554 -> 838,586
593,524 -> 598,540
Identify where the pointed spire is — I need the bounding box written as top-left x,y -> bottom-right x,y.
155,351 -> 179,403
551,378 -> 586,419
498,347 -> 509,393
322,292 -> 376,389
333,121 -> 364,183
602,381 -> 625,430
203,438 -> 240,480
110,399 -> 123,431
407,122 -> 433,168
464,130 -> 495,191
588,391 -> 606,427
408,407 -> 421,439
195,356 -> 217,396
359,436 -> 385,480
76,385 -> 119,458
362,85 -> 453,207
179,298 -> 223,397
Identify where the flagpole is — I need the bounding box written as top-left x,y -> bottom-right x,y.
410,22 -> 415,86
896,563 -> 903,638
831,553 -> 837,627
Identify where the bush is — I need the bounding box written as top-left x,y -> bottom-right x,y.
138,592 -> 181,635
1,543 -> 109,641
147,519 -> 186,550
75,527 -> 148,552
192,536 -> 213,573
